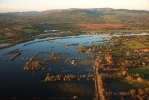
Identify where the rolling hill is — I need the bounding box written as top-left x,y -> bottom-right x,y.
0,8 -> 149,30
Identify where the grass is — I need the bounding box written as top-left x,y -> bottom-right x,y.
109,39 -> 147,52
97,29 -> 149,34
111,78 -> 148,91
121,40 -> 146,49
11,23 -> 39,34
128,67 -> 149,80
11,24 -> 28,30
128,67 -> 149,74
6,32 -> 14,37
108,66 -> 149,92
23,29 -> 38,33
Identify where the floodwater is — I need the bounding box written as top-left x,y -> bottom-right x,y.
0,43 -> 9,46
0,35 -> 106,99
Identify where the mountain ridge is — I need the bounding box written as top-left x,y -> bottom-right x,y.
1,8 -> 149,17
1,8 -> 149,30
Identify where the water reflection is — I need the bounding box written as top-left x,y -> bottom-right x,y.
0,35 -> 104,99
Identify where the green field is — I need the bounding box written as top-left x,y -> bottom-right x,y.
121,40 -> 146,49
128,67 -> 149,80
111,40 -> 146,50
110,67 -> 149,91
112,79 -> 148,91
23,29 -> 38,33
11,24 -> 29,30
97,29 -> 149,34
11,24 -> 39,33
109,41 -> 145,53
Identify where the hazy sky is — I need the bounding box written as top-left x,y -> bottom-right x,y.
0,0 -> 149,12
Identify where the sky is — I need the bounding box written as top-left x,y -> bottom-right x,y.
0,0 -> 149,12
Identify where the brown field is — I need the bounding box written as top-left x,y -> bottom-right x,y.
73,24 -> 124,29
50,23 -> 124,30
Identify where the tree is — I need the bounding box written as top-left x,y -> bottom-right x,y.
138,88 -> 145,96
130,89 -> 136,96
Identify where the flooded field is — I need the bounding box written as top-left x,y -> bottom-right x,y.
0,34 -> 107,99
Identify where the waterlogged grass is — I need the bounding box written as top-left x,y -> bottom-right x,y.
0,39 -> 12,44
58,83 -> 93,96
112,79 -> 148,91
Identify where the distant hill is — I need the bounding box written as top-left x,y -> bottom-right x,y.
1,8 -> 149,17
5,10 -> 63,16
0,8 -> 149,29
30,8 -> 149,25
